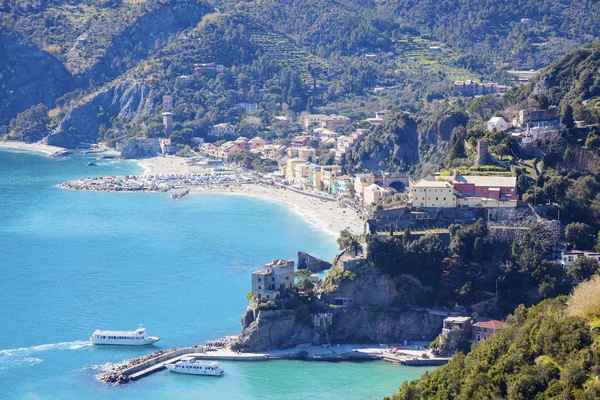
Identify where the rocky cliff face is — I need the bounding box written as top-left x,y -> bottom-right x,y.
0,32 -> 74,124
297,251 -> 332,272
322,262 -> 431,307
329,307 -> 444,343
47,81 -> 156,147
231,308 -> 314,352
233,256 -> 443,351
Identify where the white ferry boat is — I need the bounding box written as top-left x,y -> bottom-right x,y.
90,326 -> 160,346
165,357 -> 224,376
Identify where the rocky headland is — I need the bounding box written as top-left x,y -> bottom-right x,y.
230,250 -> 445,352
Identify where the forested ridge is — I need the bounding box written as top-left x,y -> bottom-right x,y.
388,286 -> 600,399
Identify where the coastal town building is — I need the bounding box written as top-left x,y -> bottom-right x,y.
314,128 -> 339,142
288,146 -> 316,161
487,116 -> 508,132
411,180 -> 457,208
248,137 -> 269,149
332,175 -> 353,196
193,62 -> 225,75
209,123 -> 235,137
290,135 -> 312,148
324,115 -> 352,131
252,144 -> 286,162
159,138 -> 178,155
251,259 -> 295,300
335,130 -> 366,162
354,174 -> 376,200
515,107 -> 561,129
440,316 -> 473,348
363,183 -> 391,205
471,320 -> 505,343
365,110 -> 388,126
321,165 -> 341,193
312,313 -> 333,327
308,165 -> 323,191
293,163 -> 310,187
301,114 -> 352,130
302,114 -> 329,128
118,138 -> 162,159
285,158 -> 306,182
559,250 -> 600,267
454,80 -> 509,96
237,102 -> 259,113
411,174 -> 518,208
452,175 -> 519,207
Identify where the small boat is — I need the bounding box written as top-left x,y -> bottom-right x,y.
90,325 -> 160,346
165,357 -> 224,376
87,161 -> 97,166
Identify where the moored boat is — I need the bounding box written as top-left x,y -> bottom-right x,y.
165,357 -> 224,376
90,325 -> 160,346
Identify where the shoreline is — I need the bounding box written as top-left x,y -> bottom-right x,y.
0,140 -> 66,156
189,184 -> 364,236
100,342 -> 444,384
133,156 -> 365,236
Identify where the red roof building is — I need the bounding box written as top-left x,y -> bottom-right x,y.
472,320 -> 505,342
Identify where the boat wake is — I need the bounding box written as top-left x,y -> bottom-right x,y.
0,356 -> 43,370
0,340 -> 92,358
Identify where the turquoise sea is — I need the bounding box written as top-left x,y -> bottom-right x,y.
0,148 -> 430,400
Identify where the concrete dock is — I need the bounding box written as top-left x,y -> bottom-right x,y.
100,344 -> 444,385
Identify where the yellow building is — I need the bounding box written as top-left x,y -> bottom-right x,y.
308,165 -> 323,191
285,158 -> 306,182
321,165 -> 340,193
411,180 -> 457,208
354,173 -> 375,199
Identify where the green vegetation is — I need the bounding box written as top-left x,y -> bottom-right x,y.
7,104 -> 50,142
390,295 -> 600,399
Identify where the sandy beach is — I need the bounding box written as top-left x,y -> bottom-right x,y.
135,156 -> 365,236
0,140 -> 66,155
191,184 -> 365,236
137,156 -> 189,174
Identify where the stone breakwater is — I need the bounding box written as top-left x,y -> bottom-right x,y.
58,173 -> 255,193
99,339 -> 233,385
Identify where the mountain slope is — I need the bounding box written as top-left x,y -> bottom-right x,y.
390,292 -> 600,399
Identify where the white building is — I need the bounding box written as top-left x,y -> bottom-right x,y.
411,180 -> 457,208
209,123 -> 235,137
559,251 -> 600,268
237,102 -> 259,113
251,259 -> 295,300
487,117 -> 508,132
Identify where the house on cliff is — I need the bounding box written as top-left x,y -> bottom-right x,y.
251,259 -> 295,300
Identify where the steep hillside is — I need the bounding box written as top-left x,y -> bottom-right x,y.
390,294 -> 600,399
523,42 -> 600,122
0,31 -> 74,122
0,0 -> 212,121
217,0 -> 600,72
343,111 -> 420,173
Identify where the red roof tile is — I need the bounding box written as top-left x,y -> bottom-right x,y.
473,320 -> 505,329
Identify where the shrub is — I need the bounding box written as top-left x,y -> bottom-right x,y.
568,274 -> 600,318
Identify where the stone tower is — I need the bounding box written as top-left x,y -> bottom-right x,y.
475,139 -> 490,165
162,95 -> 173,112
162,112 -> 173,137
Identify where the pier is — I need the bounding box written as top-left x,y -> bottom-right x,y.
99,343 -> 448,385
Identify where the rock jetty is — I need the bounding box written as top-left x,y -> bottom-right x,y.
58,173 -> 254,193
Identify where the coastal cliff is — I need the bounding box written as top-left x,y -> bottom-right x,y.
0,32 -> 74,123
47,81 -> 156,147
233,251 -> 444,351
232,308 -> 314,352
